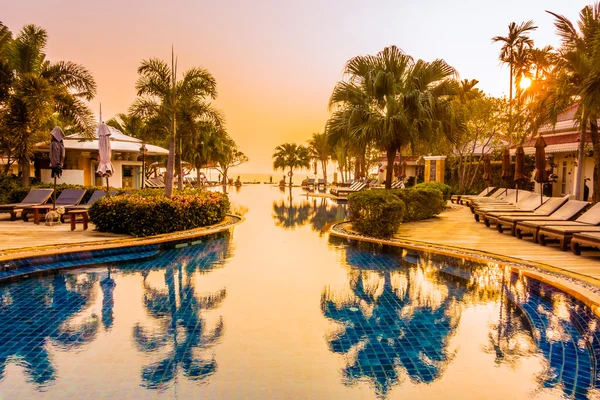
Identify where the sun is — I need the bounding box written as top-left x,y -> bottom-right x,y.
519,77 -> 532,90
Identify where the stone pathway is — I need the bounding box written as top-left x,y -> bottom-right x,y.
393,203 -> 600,280
0,214 -> 127,252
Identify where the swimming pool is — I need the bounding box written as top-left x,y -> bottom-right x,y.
0,186 -> 598,399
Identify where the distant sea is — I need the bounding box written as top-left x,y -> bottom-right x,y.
203,170 -> 326,184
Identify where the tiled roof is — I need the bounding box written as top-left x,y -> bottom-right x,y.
522,132 -> 590,147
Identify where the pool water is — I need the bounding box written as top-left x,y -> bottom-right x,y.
0,186 -> 599,399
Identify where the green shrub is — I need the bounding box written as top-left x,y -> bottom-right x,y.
347,190 -> 405,237
413,182 -> 453,201
88,190 -> 230,237
391,187 -> 446,222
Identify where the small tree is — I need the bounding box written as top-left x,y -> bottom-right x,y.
213,137 -> 248,184
307,132 -> 331,185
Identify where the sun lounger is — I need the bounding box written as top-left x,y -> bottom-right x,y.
515,202 -> 600,243
331,181 -> 360,196
317,179 -> 326,187
64,190 -> 108,211
22,189 -> 86,224
336,182 -> 367,196
391,180 -> 405,189
467,189 -> 516,209
485,196 -> 570,234
0,188 -> 54,221
302,178 -> 315,188
452,187 -> 495,204
473,192 -> 542,223
570,232 -> 600,255
538,205 -> 600,250
144,176 -> 165,188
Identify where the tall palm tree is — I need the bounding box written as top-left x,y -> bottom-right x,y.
307,132 -> 331,185
328,46 -> 459,189
272,143 -> 310,186
0,24 -> 97,186
544,5 -> 600,201
492,20 -> 537,144
130,50 -> 217,197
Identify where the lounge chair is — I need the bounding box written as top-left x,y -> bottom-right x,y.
391,180 -> 405,189
473,192 -> 541,223
302,178 -> 315,188
0,188 -> 54,221
515,202 -> 600,243
537,205 -> 600,250
467,189 -> 516,209
487,196 -> 570,234
331,181 -> 360,196
336,182 -> 367,197
317,179 -> 326,187
22,189 -> 86,224
570,232 -> 600,255
144,176 -> 165,188
64,190 -> 108,211
452,187 -> 495,204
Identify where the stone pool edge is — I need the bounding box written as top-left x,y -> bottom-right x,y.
329,220 -> 600,317
0,215 -> 244,282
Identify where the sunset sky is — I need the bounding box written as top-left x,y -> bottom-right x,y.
4,0 -> 584,173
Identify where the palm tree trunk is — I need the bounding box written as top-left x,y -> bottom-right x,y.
289,167 -> 293,186
574,116 -> 587,200
19,158 -> 30,187
508,62 -> 513,145
385,146 -> 396,190
590,118 -> 600,203
177,137 -> 183,190
165,133 -> 175,198
322,160 -> 327,185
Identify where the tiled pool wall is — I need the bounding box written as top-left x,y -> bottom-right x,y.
0,231 -> 232,283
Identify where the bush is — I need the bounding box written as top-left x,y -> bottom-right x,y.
88,190 -> 230,237
413,182 -> 453,201
347,191 -> 405,237
391,187 -> 446,222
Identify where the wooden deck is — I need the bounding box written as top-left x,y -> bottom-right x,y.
394,203 -> 600,280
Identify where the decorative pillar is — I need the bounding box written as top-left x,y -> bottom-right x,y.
423,156 -> 447,184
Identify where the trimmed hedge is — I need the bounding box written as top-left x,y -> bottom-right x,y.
391,187 -> 446,222
347,191 -> 405,237
88,190 -> 230,237
413,182 -> 453,201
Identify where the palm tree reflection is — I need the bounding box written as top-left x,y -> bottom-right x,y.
130,237 -> 230,390
322,246 -> 462,397
273,191 -> 346,232
0,274 -> 99,386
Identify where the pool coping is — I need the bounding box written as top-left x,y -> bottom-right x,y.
0,215 -> 244,282
329,220 -> 600,317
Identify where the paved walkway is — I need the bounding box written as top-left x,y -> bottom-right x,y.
0,214 -> 127,253
393,203 -> 600,280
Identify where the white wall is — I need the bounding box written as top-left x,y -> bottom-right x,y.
41,169 -> 84,185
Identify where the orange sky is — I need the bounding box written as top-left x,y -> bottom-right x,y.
4,0 -> 583,173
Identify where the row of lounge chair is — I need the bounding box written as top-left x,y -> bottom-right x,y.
0,188 -> 109,225
462,187 -> 600,255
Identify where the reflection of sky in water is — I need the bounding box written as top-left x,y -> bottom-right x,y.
0,186 -> 597,399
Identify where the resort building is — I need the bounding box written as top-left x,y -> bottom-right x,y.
520,105 -> 594,200
35,127 -> 168,188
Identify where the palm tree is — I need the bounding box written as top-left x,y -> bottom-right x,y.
492,20 -> 537,144
328,46 -> 459,189
130,50 -> 217,197
0,24 -> 97,186
307,132 -> 331,185
272,143 -> 310,186
544,5 -> 600,201
105,113 -> 146,140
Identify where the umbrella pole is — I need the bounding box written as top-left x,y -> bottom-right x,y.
515,182 -> 519,202
52,176 -> 57,210
106,177 -> 110,197
540,183 -> 543,206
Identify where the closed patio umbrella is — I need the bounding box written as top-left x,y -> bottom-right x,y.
96,123 -> 114,194
514,146 -> 526,202
533,135 -> 547,205
482,154 -> 491,194
501,148 -> 511,195
49,126 -> 66,209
